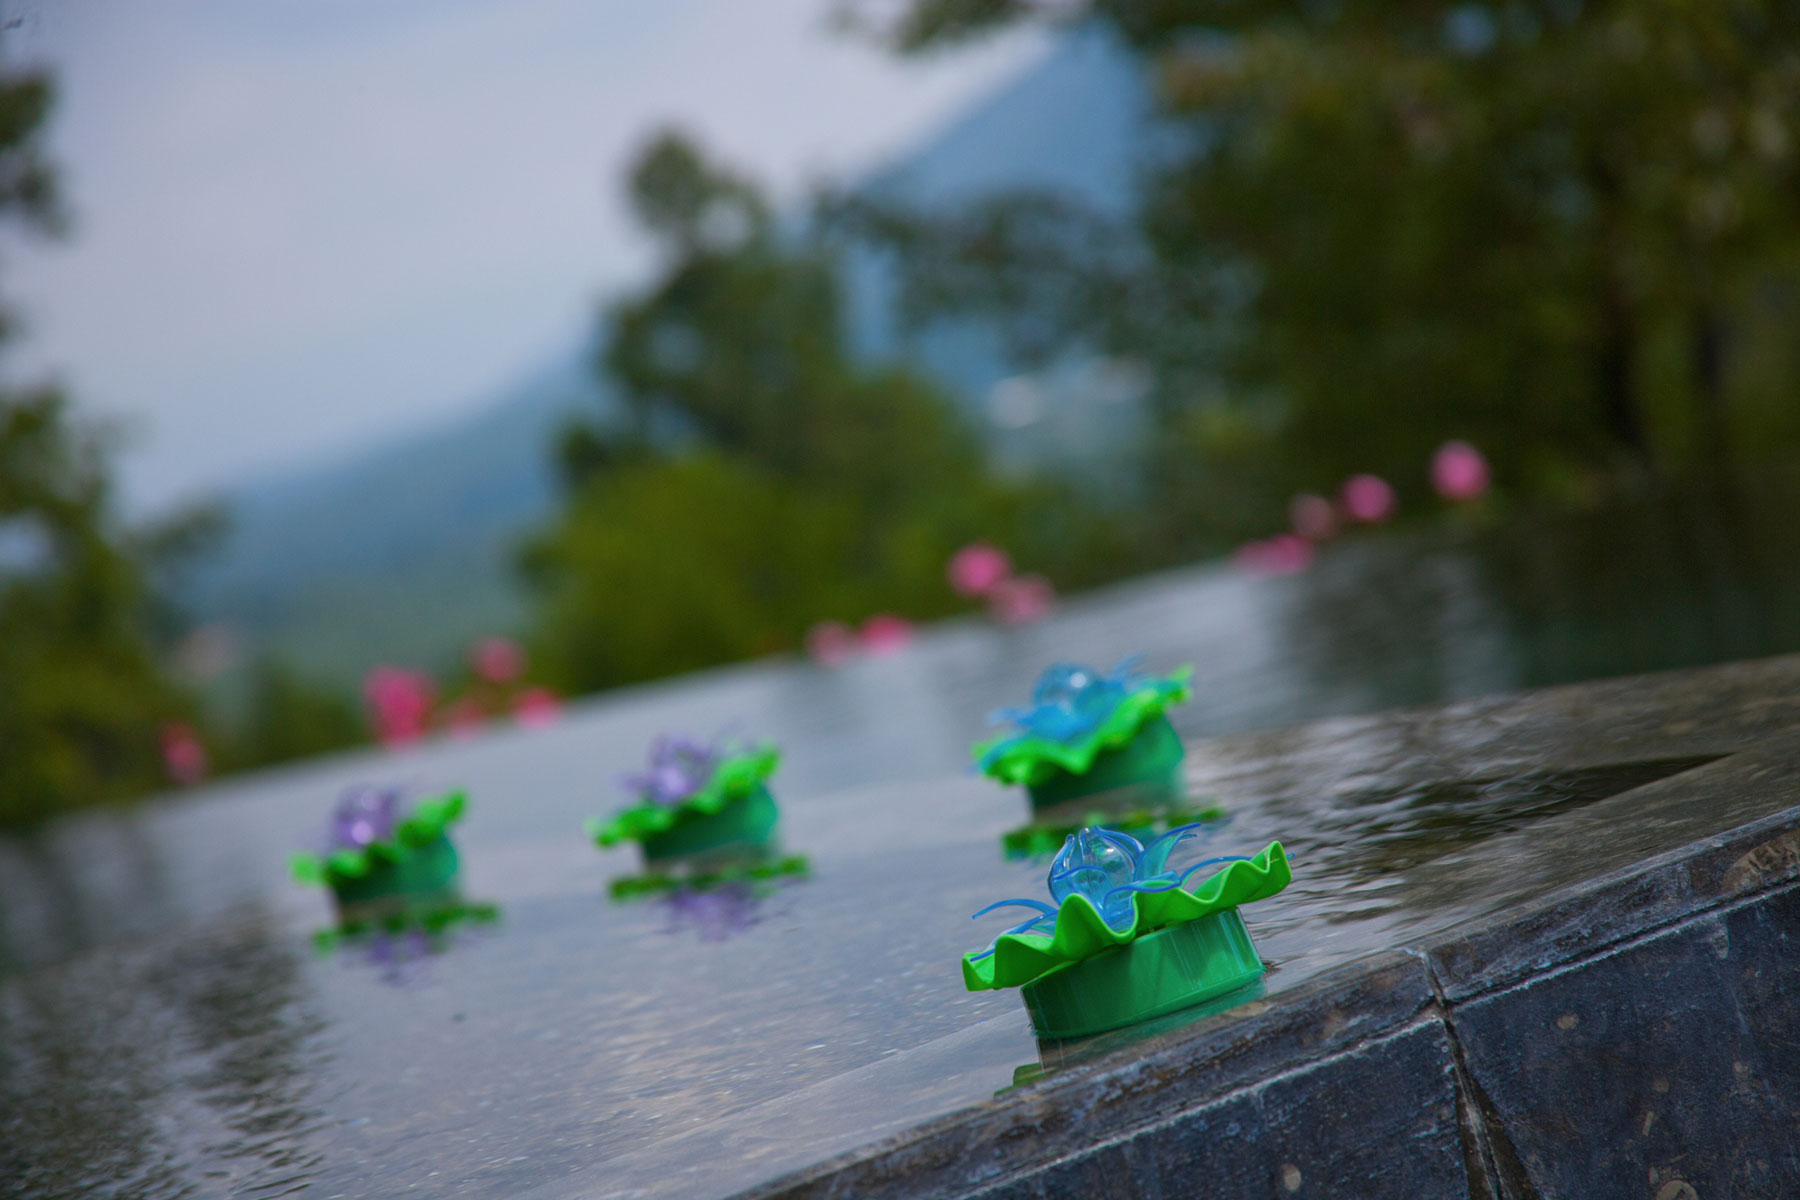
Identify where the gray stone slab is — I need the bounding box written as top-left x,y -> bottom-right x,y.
1450,882 -> 1800,1199
972,1020 -> 1470,1200
733,955 -> 1435,1200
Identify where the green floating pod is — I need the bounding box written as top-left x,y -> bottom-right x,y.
975,660 -> 1192,815
290,788 -> 469,919
587,735 -> 782,867
1021,910 -> 1266,1040
964,828 -> 1290,1040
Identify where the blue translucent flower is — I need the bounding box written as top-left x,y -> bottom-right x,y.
988,656 -> 1149,746
969,824 -> 1249,956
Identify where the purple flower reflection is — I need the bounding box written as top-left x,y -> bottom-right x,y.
660,882 -> 761,942
364,925 -> 434,984
328,787 -> 401,852
622,734 -> 719,806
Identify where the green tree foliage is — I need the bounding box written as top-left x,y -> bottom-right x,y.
839,0 -> 1800,546
0,393 -> 191,826
528,132 -> 1115,692
0,63 -> 207,826
215,657 -> 366,772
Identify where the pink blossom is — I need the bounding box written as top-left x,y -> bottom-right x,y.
1234,534 -> 1316,577
1430,440 -> 1491,502
1340,474 -> 1398,524
805,620 -> 859,667
159,722 -> 208,785
1289,493 -> 1338,541
860,613 -> 914,656
514,687 -> 562,728
363,665 -> 436,746
947,542 -> 1013,597
470,636 -> 525,684
988,573 -> 1056,624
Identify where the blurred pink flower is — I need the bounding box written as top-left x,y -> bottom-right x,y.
860,613 -> 914,656
1431,440 -> 1491,502
363,665 -> 436,746
1288,493 -> 1338,541
805,620 -> 859,667
1234,534 -> 1316,577
947,542 -> 1012,597
514,687 -> 562,728
471,636 -> 525,684
444,697 -> 487,739
159,722 -> 208,785
989,573 -> 1056,624
1340,474 -> 1397,524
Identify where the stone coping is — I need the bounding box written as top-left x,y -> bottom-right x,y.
730,660 -> 1800,1199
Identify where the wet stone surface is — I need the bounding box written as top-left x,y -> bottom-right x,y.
2,595 -> 1800,1198
1452,882 -> 1800,1200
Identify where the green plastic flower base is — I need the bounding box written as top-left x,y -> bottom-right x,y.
640,785 -> 779,864
1026,715 -> 1185,814
328,834 -> 461,917
1019,907 -> 1266,1040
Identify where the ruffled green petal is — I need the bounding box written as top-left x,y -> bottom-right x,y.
290,789 -> 469,887
589,745 -> 781,848
963,841 -> 1290,991
973,669 -> 1192,787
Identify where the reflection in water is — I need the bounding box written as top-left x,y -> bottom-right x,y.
658,879 -> 797,943
0,908 -> 325,1199
1308,756 -> 1726,884
313,899 -> 502,985
608,848 -> 811,900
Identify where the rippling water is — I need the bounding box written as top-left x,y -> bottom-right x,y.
4,484 -> 1800,1199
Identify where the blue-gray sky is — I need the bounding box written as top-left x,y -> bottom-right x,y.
2,1 -> 1044,513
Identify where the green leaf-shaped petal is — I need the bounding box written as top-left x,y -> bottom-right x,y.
291,789 -> 470,889
973,669 -> 1192,787
962,841 -> 1290,991
588,745 -> 781,848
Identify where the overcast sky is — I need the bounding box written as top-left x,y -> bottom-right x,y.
1,0 -> 1044,514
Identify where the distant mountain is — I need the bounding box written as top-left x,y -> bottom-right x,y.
185,25 -> 1156,688
184,349 -> 615,681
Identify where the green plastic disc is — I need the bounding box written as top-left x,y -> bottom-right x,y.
1020,907 -> 1266,1040
330,834 -> 461,916
1026,715 -> 1185,814
640,784 -> 779,863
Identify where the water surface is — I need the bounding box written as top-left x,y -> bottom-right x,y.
5,487 -> 1800,1198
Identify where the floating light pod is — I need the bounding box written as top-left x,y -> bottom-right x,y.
290,787 -> 469,922
963,825 -> 1291,1040
587,734 -> 784,872
976,659 -> 1192,815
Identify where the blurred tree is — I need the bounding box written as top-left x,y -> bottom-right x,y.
0,393 -> 193,826
215,657 -> 365,771
531,132 -> 1120,691
836,0 -> 1800,544
0,62 -> 204,826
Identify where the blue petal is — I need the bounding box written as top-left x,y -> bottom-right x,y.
1174,855 -> 1251,887
971,898 -> 1058,921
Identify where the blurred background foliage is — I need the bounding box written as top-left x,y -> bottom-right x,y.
526,132 -> 1131,693
8,1 -> 1800,825
0,65 -> 188,827
836,0 -> 1800,553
